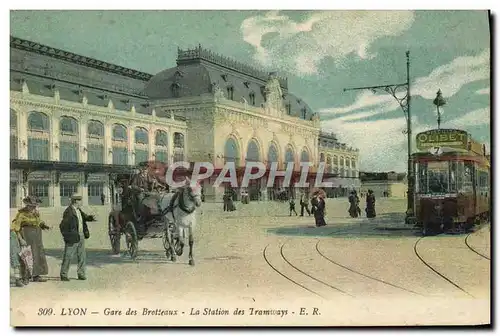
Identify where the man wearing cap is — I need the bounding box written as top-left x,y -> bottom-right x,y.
59,193 -> 95,281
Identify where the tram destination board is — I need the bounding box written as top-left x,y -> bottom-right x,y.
416,129 -> 469,150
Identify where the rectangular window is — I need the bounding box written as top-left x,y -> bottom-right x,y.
155,150 -> 168,164
59,141 -> 79,162
60,182 -> 79,206
28,139 -> 49,161
112,147 -> 128,165
10,182 -> 17,208
28,182 -> 50,207
173,152 -> 184,163
10,135 -> 18,159
87,144 -> 104,164
135,149 -> 149,165
88,182 -> 104,205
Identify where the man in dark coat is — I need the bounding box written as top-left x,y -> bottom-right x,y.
299,192 -> 311,216
59,194 -> 95,281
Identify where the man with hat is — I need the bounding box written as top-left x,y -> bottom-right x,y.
59,193 -> 96,281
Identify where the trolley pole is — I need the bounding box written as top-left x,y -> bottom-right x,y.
344,51 -> 414,224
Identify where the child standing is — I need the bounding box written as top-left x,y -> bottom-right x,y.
289,198 -> 298,216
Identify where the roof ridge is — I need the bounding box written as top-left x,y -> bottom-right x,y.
10,36 -> 153,81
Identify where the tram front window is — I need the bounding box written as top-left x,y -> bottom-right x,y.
417,161 -> 455,194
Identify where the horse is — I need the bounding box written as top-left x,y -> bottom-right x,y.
160,178 -> 203,266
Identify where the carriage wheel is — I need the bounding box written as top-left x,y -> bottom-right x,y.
125,221 -> 138,259
108,215 -> 121,255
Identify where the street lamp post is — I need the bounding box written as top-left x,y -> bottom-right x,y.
433,89 -> 446,129
343,51 -> 414,224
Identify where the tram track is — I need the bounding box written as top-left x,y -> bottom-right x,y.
315,240 -> 425,297
464,231 -> 490,261
413,237 -> 475,298
263,242 -> 353,299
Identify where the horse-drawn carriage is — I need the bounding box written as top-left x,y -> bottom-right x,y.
107,168 -> 181,260
107,162 -> 203,266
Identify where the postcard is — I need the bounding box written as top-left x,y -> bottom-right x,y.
9,9 -> 490,327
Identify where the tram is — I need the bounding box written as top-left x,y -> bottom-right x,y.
411,128 -> 490,235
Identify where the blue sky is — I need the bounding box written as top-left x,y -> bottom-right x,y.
10,10 -> 490,172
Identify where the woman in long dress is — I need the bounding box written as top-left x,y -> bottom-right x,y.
11,196 -> 51,282
365,190 -> 377,218
312,190 -> 327,227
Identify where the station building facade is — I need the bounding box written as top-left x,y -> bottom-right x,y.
318,131 -> 361,197
10,37 -> 359,208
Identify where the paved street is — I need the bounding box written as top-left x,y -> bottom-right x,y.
10,198 -> 490,326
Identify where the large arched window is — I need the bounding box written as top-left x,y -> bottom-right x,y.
87,120 -> 104,164
59,116 -> 79,162
326,155 -> 332,174
340,156 -> 345,166
300,149 -> 310,163
27,111 -> 50,160
154,130 -> 169,163
246,139 -> 260,162
112,123 -> 128,165
134,127 -> 149,164
224,137 -> 240,166
284,146 -> 295,169
10,109 -> 17,159
28,111 -> 50,132
112,124 -> 127,141
173,132 -> 184,162
333,155 -> 338,166
267,143 -> 279,168
351,158 -> 356,169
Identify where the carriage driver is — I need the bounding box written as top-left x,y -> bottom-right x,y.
130,164 -> 162,222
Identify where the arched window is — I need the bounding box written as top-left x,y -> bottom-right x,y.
319,153 -> 325,162
154,130 -> 169,163
285,146 -> 295,164
135,127 -> 149,144
300,149 -> 309,163
246,139 -> 260,162
351,159 -> 356,169
267,143 -> 279,167
340,156 -> 345,166
155,130 -> 168,147
112,124 -> 127,141
60,116 -> 78,135
10,109 -> 17,130
224,137 -> 240,166
112,124 -> 128,165
10,109 -> 17,159
59,116 -> 79,162
173,132 -> 184,162
87,120 -> 104,164
134,127 -> 149,164
28,111 -> 50,132
333,155 -> 338,166
174,132 -> 184,148
87,120 -> 104,137
326,156 -> 332,174
27,112 -> 50,160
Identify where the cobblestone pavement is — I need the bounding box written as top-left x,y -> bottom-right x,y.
10,198 -> 491,326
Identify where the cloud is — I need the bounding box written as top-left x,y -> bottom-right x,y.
321,117 -> 410,172
321,107 -> 489,172
446,108 -> 490,128
241,11 -> 415,75
475,88 -> 490,95
320,49 -> 490,118
412,49 -> 490,99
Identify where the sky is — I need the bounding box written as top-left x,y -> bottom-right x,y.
10,10 -> 490,172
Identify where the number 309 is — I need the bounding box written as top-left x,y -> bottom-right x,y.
38,308 -> 53,316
